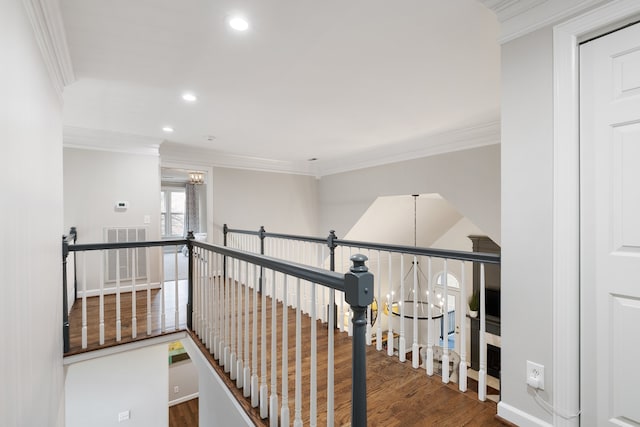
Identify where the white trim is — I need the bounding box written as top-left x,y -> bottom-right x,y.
160,120 -> 499,178
22,0 -> 75,99
552,2 -> 640,427
75,282 -> 162,298
169,392 -> 199,407
64,126 -> 161,156
479,0 -> 611,44
497,402 -> 554,427
317,120 -> 500,177
180,335 -> 254,426
63,331 -> 187,365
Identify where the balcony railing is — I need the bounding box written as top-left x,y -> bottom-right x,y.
223,224 -> 501,402
62,230 -> 374,426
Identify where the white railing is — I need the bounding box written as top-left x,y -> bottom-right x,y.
191,240 -> 371,426
224,225 -> 500,402
64,239 -> 189,353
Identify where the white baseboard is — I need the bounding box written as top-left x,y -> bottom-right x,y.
76,282 -> 162,298
169,392 -> 199,407
498,401 -> 553,427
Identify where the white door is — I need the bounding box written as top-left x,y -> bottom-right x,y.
580,22 -> 640,426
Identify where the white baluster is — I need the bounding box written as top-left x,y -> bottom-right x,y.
260,266 -> 268,418
426,257 -> 434,376
236,259 -> 243,388
280,274 -> 290,426
213,253 -> 219,360
160,248 -> 166,333
174,247 -> 179,330
327,288 -> 335,427
320,245 -> 326,323
131,250 -> 137,339
116,249 -> 121,342
376,250 -> 383,351
99,253 -> 105,345
399,254 -> 405,362
412,255 -> 419,369
270,270 -> 278,427
224,261 -> 230,373
310,282 -> 317,427
230,259 -> 237,379
347,247 -> 353,337
478,263 -> 487,401
81,253 -> 87,349
144,246 -> 151,335
244,261 -> 251,398
339,247 -> 345,332
442,259 -> 450,384
387,252 -> 394,357
459,261 -> 468,392
366,249 -> 372,346
252,264 -> 259,408
293,278 -> 302,427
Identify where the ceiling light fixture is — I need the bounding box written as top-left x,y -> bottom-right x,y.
228,16 -> 249,31
162,126 -> 174,133
182,93 -> 197,102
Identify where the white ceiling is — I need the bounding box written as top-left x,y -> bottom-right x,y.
60,0 -> 500,173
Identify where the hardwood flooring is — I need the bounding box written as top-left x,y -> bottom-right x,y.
169,398 -> 198,427
68,280 -> 505,426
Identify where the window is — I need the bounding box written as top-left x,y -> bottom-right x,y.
161,187 -> 186,237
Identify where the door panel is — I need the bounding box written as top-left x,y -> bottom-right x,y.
580,21 -> 640,427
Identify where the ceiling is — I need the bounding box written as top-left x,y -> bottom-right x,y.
60,0 -> 500,174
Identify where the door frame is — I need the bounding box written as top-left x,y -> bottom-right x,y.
553,2 -> 640,426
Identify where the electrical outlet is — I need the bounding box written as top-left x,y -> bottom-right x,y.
174,386 -> 180,394
118,410 -> 130,422
526,360 -> 544,390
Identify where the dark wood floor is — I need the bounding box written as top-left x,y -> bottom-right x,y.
68,281 -> 505,426
169,398 -> 198,427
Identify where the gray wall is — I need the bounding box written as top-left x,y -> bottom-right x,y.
317,144 -> 500,243
64,148 -> 162,290
211,167 -> 320,241
0,1 -> 65,425
500,26 -> 554,425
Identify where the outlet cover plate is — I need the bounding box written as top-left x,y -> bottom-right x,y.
526,360 -> 545,390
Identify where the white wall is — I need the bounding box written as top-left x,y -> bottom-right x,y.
64,148 -> 161,290
64,148 -> 161,243
180,337 -> 253,426
0,1 -> 65,425
169,359 -> 198,405
317,144 -> 501,244
65,344 -> 168,427
500,26 -> 554,425
211,167 -> 320,242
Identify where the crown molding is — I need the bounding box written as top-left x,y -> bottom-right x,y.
22,0 -> 75,100
159,143 -> 318,176
64,126 -> 161,156
315,120 -> 501,177
478,0 -> 611,44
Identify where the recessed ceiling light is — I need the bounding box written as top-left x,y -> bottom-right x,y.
228,16 -> 249,31
162,126 -> 174,133
182,93 -> 197,102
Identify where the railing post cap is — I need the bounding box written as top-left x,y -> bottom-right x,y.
327,230 -> 338,249
223,224 -> 228,233
187,230 -> 195,239
350,254 -> 369,273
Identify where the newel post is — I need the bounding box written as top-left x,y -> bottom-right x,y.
327,230 -> 339,328
186,231 -> 195,330
345,254 -> 373,427
62,235 -> 70,353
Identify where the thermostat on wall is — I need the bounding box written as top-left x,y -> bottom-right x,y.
115,201 -> 129,211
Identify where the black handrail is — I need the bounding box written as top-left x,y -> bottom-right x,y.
62,229 -> 372,427
224,224 -> 501,265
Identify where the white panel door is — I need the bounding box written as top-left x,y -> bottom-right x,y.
580,22 -> 640,426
